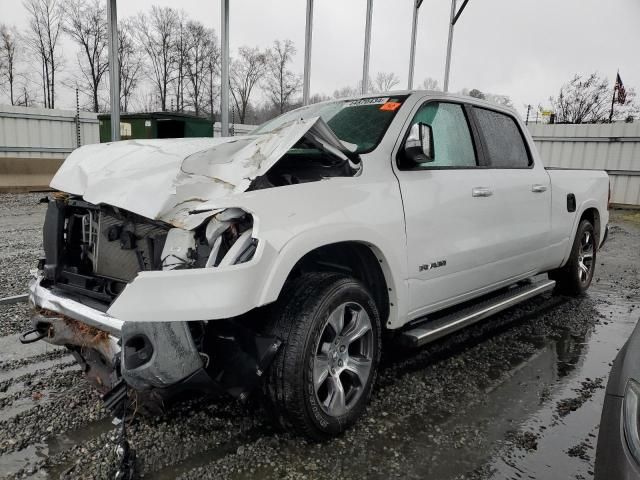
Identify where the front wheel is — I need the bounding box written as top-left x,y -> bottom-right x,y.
263,273 -> 381,440
549,219 -> 597,295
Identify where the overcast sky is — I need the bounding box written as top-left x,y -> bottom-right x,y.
2,0 -> 639,117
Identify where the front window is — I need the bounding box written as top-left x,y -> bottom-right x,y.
253,95 -> 409,153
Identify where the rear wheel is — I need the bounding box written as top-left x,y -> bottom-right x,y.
263,272 -> 381,440
550,219 -> 596,295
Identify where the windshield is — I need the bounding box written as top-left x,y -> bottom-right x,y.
252,95 -> 408,153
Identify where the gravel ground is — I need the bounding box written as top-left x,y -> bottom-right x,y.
0,194 -> 638,480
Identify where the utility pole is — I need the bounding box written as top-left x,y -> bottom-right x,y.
220,0 -> 230,136
106,0 -> 120,141
443,0 -> 469,93
302,0 -> 314,105
361,0 -> 373,94
407,0 -> 423,90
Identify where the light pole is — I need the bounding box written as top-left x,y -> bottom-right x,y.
302,0 -> 314,105
106,0 -> 120,141
220,0 -> 230,136
407,0 -> 423,90
361,0 -> 373,94
443,0 -> 469,92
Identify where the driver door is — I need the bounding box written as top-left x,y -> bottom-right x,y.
394,101 -> 501,320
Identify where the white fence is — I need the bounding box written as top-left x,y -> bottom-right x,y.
0,105 -> 99,191
0,105 -> 99,158
528,122 -> 640,207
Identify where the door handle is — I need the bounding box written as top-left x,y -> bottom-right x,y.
472,187 -> 493,197
531,184 -> 548,193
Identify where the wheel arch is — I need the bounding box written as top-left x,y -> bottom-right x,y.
258,235 -> 402,329
579,207 -> 601,245
560,203 -> 602,267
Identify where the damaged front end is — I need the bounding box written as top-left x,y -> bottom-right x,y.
29,195 -> 281,411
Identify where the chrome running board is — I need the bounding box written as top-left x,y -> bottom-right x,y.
400,278 -> 556,348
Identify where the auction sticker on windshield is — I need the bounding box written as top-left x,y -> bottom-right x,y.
345,97 -> 389,107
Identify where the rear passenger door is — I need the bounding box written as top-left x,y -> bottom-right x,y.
470,107 -> 552,279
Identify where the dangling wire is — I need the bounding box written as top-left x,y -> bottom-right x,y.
114,390 -> 136,480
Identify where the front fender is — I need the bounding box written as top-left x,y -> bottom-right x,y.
257,224 -> 408,328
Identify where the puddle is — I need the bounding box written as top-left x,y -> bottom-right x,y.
44,417 -> 116,478
0,417 -> 115,479
483,288 -> 638,479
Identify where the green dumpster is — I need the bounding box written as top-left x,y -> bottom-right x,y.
98,112 -> 214,142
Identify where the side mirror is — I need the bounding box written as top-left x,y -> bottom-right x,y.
404,122 -> 434,165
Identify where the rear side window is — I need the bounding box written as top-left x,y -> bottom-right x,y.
474,108 -> 531,168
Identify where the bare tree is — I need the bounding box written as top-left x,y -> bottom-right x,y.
0,25 -> 19,105
230,46 -> 267,124
617,88 -> 640,122
204,32 -> 220,120
172,10 -> 189,112
333,85 -> 359,99
184,21 -> 217,116
24,0 -> 63,108
264,39 -> 301,114
118,20 -> 142,112
372,72 -> 399,93
309,92 -> 331,104
62,0 -> 108,113
16,85 -> 36,106
551,73 -> 611,124
134,6 -> 178,111
419,77 -> 441,91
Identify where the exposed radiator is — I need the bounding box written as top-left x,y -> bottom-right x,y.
94,213 -> 168,282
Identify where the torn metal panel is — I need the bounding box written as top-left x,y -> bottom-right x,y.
51,117 -> 355,230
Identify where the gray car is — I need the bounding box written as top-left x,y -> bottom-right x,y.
595,318 -> 640,479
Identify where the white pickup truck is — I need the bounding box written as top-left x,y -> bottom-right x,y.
26,91 -> 609,439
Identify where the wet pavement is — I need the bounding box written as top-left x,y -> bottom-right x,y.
0,193 -> 638,479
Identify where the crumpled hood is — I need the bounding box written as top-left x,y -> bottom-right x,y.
51,117 -> 353,228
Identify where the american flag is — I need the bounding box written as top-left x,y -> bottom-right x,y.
615,73 -> 627,104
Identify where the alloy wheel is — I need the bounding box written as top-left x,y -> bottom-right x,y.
577,230 -> 594,284
313,302 -> 374,417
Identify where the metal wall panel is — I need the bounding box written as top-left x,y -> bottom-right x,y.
0,105 -> 99,159
0,105 -> 99,191
528,123 -> 640,206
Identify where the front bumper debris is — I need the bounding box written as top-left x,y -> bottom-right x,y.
29,274 -> 123,335
27,273 -> 282,409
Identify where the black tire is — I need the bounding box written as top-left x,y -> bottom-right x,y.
262,272 -> 381,440
549,219 -> 597,295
